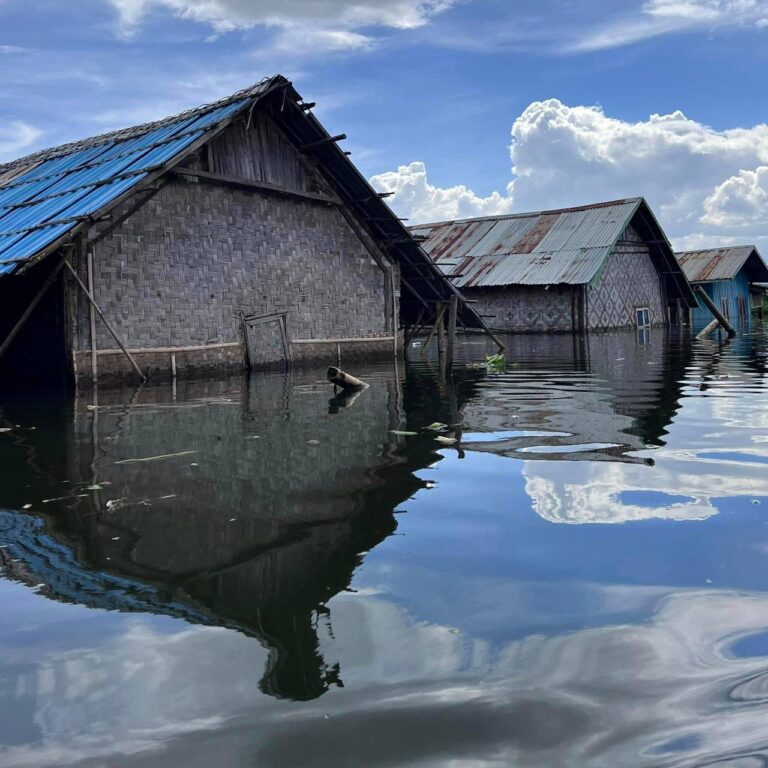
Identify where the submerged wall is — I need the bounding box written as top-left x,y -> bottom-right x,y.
463,284 -> 577,333
71,115 -> 397,383
691,272 -> 751,333
587,226 -> 666,331
458,226 -> 667,334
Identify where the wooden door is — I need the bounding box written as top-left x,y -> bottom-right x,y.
242,312 -> 290,370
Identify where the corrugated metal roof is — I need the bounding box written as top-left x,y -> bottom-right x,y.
675,246 -> 764,283
411,199 -> 642,287
0,79 -> 275,276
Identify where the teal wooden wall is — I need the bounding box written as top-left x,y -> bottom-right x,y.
691,270 -> 752,332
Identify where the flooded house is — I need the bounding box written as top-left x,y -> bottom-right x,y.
411,197 -> 696,334
0,75 -> 487,388
675,246 -> 768,331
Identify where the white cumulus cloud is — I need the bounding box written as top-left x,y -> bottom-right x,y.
108,0 -> 455,46
371,99 -> 768,252
370,161 -> 514,223
702,166 -> 768,228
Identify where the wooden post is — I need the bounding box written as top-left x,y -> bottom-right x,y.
696,318 -> 721,339
421,302 -> 448,355
694,285 -> 736,338
0,257 -> 66,362
86,247 -> 98,385
436,303 -> 447,376
446,293 -> 458,369
63,261 -> 146,381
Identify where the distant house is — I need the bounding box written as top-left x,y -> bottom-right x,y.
675,246 -> 768,331
411,198 -> 696,333
0,75 -> 486,387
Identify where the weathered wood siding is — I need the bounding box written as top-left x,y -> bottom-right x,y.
207,114 -> 312,193
691,271 -> 752,332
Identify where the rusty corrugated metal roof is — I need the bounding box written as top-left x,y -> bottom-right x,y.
411,198 -> 643,287
675,246 -> 768,283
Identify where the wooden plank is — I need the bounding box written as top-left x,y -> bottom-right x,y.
169,167 -> 341,206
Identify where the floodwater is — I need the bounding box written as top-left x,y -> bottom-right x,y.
0,327 -> 767,767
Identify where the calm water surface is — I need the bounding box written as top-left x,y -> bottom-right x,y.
1,328 -> 768,767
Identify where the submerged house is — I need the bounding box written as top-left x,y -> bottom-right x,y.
0,75 -> 487,387
412,198 -> 696,333
675,246 -> 768,331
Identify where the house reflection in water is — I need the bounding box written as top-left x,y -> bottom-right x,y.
0,366 -> 427,702
451,330 -> 768,524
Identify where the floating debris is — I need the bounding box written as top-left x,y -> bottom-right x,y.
22,504 -> 31,510
111,537 -> 120,541
114,450 -> 197,464
389,430 -> 418,436
0,428 -> 11,433
86,485 -> 104,491
106,499 -> 127,512
424,422 -> 448,432
434,435 -> 457,445
307,439 -> 320,445
245,435 -> 261,439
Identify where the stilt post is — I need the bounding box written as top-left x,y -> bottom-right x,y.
63,261 -> 146,381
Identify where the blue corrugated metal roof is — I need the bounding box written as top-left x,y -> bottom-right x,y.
0,83 -> 267,275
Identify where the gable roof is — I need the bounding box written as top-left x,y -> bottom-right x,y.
675,246 -> 768,284
0,75 -> 488,330
0,79 -> 281,276
411,198 -> 695,305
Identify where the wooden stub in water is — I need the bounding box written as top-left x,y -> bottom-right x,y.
696,318 -> 720,340
327,366 -> 367,391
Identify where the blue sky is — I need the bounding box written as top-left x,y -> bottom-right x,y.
1,0 -> 768,248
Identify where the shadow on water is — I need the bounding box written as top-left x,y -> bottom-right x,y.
0,327 -> 767,765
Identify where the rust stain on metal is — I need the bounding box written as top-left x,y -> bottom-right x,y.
696,251 -> 727,281
429,222 -> 471,261
513,214 -> 558,254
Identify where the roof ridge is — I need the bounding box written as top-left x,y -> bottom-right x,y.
410,197 -> 643,230
0,76 -> 280,174
676,245 -> 756,255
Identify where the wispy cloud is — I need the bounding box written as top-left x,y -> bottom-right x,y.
0,119 -> 42,162
569,0 -> 768,52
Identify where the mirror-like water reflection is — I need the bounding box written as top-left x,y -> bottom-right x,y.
0,327 -> 767,766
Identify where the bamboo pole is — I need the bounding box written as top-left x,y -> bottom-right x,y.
86,248 -> 98,385
63,261 -> 146,381
0,258 -> 66,361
